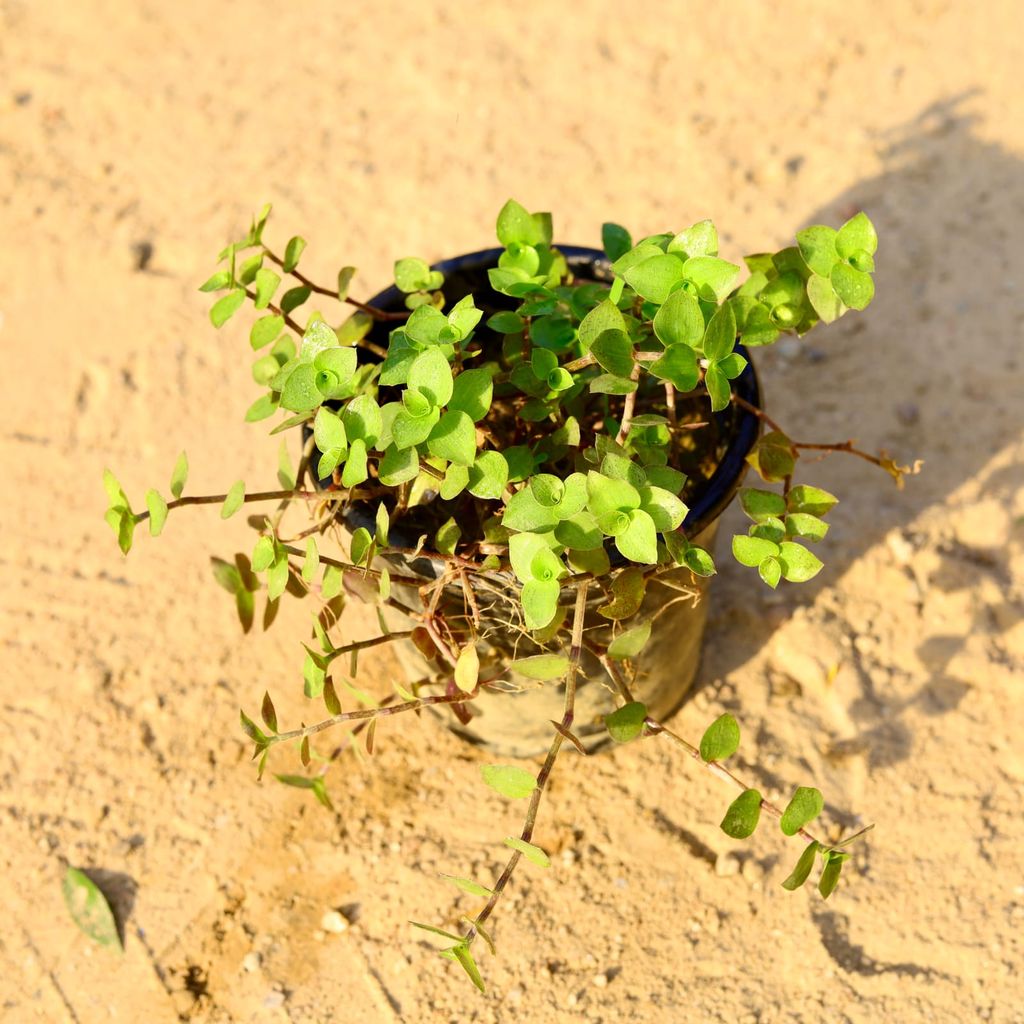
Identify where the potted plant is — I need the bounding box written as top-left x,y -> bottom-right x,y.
103,200 -> 909,991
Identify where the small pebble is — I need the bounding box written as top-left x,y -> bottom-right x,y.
242,952 -> 261,973
321,910 -> 349,934
263,992 -> 285,1009
592,973 -> 608,988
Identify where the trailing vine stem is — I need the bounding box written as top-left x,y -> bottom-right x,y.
261,247 -> 409,323
596,654 -> 873,851
462,580 -> 591,947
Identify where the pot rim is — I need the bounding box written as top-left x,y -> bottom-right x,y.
330,244 -> 762,560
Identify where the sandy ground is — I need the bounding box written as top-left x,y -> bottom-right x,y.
2,1 -> 1024,1021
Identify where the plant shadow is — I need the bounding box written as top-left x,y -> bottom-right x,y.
694,91 -> 1022,762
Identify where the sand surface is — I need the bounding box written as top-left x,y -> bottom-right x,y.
2,1 -> 1023,1021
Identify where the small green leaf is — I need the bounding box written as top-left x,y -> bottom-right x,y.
480,764 -> 537,799
830,262 -> 874,310
668,219 -> 719,258
210,288 -> 245,328
198,269 -> 230,292
699,713 -> 740,762
261,691 -> 278,732
777,541 -> 824,582
807,273 -> 843,323
145,490 -> 168,536
394,256 -> 434,293
427,409 -> 477,467
786,484 -> 839,517
448,942 -> 486,994
758,555 -> 781,588
597,566 -> 646,620
250,314 -> 285,350
520,577 -> 561,630
720,788 -> 762,839
740,488 -> 787,523
785,513 -> 829,542
704,363 -> 730,412
590,328 -> 635,377
796,225 -> 839,277
835,211 -> 878,257
411,921 -> 462,941
652,289 -> 704,348
282,236 -> 306,272
746,432 -> 797,483
321,564 -> 343,601
467,451 -> 508,500
496,198 -> 543,246
211,557 -> 243,594
253,267 -> 281,310
683,545 -> 716,577
221,480 -> 245,519
267,556 -> 289,602
780,786 -> 824,836
702,302 -> 737,361
731,534 -> 780,567
818,850 -> 850,899
510,654 -> 569,680
604,700 -> 648,743
602,222 -> 633,262
781,840 -> 821,891
378,445 -> 420,486
503,837 -> 551,867
449,367 -> 493,422
62,868 -> 122,951
440,874 -> 493,898
623,253 -> 684,304
607,621 -> 652,659
301,538 -> 320,582
169,451 -> 189,499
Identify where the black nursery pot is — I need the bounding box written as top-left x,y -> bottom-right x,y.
319,246 -> 761,756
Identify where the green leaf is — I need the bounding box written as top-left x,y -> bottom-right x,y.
62,868 -> 122,951
252,536 -> 275,572
652,289 -> 704,348
787,484 -> 838,516
782,840 -> 821,891
480,764 -> 537,799
780,786 -> 824,836
278,439 -> 296,489
777,541 -> 824,582
668,219 -> 718,258
746,431 -> 797,483
578,299 -> 626,351
830,262 -> 874,311
439,874 -> 493,898
511,654 -> 570,680
280,285 -> 311,314
785,513 -> 829,542
378,445 -> 420,486
449,367 -> 493,422
253,267 -> 281,310
590,373 -> 637,395
145,490 -> 168,536
467,451 -> 508,499
210,288 -> 245,328
503,837 -> 551,867
211,557 -> 242,594
796,225 -> 839,277
702,302 -> 737,361
221,480 -> 245,519
321,564 -> 343,601
607,621 -> 651,659
487,310 -> 525,334
731,534 -> 780,567
649,344 -> 699,392
496,198 -> 543,246
807,273 -> 843,323
280,363 -> 321,413
835,211 -> 877,258
267,556 -> 289,602
704,364 -> 731,413
407,348 -> 454,407
521,577 -> 561,630
604,700 -> 648,742
250,313 -> 284,350
602,222 -> 633,261
740,488 -> 787,522
198,269 -> 230,292
590,328 -> 635,377
699,713 -> 740,761
245,394 -> 279,422
301,537 -> 320,582
615,509 -> 658,564
720,788 -> 762,839
411,921 -> 463,942
350,527 -> 373,567
282,236 -> 306,272
427,410 -> 477,467
440,462 -> 469,500
167,452 -> 188,500
261,690 -> 278,733
639,485 -> 687,532
240,708 -> 267,743
758,555 -> 781,589
394,256 -> 434,292
623,253 -> 684,304
681,545 -> 716,576
681,255 -> 740,302
447,942 -> 486,994
818,850 -> 850,899
314,407 -> 347,454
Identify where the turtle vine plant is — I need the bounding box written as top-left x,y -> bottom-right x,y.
103,200 -> 904,991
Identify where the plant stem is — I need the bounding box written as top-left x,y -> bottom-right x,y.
464,581 -> 590,946
262,248 -> 409,322
271,688 -> 481,743
321,629 -> 415,667
135,488 -> 344,522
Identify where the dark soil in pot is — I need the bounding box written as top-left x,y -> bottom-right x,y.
308,246 -> 762,756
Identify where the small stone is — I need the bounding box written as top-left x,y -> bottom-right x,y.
321,910 -> 349,934
715,853 -> 740,877
242,952 -> 261,973
592,973 -> 608,988
263,991 -> 285,1009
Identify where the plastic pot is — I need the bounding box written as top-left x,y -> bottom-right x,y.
316,246 -> 761,756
